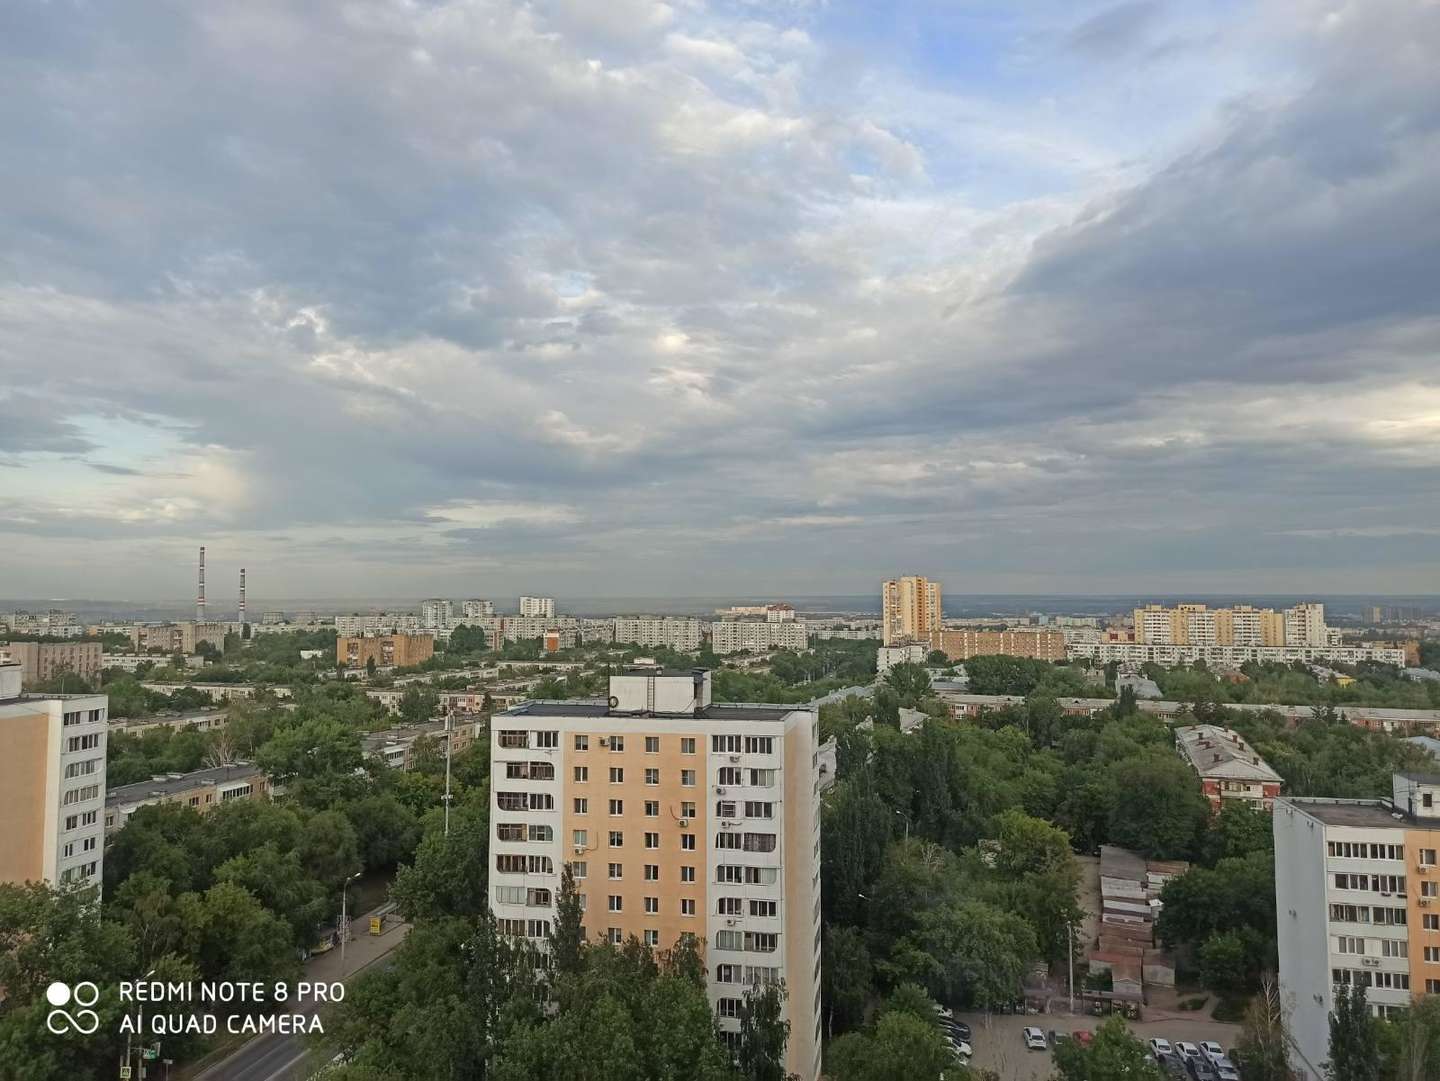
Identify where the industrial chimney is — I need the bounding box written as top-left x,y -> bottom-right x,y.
197,546 -> 207,621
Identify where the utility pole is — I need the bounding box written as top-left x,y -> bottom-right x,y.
1067,920 -> 1075,1015
443,710 -> 454,837
339,869 -> 362,976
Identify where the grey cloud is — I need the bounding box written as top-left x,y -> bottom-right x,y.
1066,1 -> 1162,57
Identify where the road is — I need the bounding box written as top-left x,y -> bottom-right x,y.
191,906 -> 409,1081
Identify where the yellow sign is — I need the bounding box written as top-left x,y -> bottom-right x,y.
369,915 -> 382,935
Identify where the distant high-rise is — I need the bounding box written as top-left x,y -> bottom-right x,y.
462,599 -> 495,620
420,598 -> 454,630
519,596 -> 556,619
881,576 -> 942,646
196,545 -> 207,621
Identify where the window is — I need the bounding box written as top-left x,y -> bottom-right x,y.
608,895 -> 623,912
645,864 -> 659,881
681,833 -> 696,851
744,802 -> 774,819
1426,947 -> 1440,964
496,855 -> 527,874
1383,940 -> 1408,958
500,730 -> 529,749
527,888 -> 552,906
716,801 -> 737,817
645,896 -> 659,914
574,766 -> 589,782
749,769 -> 775,787
645,832 -> 660,849
745,966 -> 781,986
609,799 -> 624,816
497,823 -> 526,841
608,927 -> 623,944
570,861 -> 588,879
1426,915 -> 1440,931
574,734 -> 589,750
535,730 -> 559,748
750,900 -> 777,918
644,800 -> 660,817
645,736 -> 660,753
681,770 -> 696,787
645,768 -> 659,786
744,867 -> 777,885
715,930 -> 742,950
527,919 -> 551,938
681,898 -> 696,916
573,830 -> 589,848
610,767 -> 624,783
574,798 -> 589,814
1336,936 -> 1365,955
744,736 -> 774,755
718,998 -> 742,1019
528,824 -> 553,842
497,918 -> 526,936
681,737 -> 696,754
1425,881 -> 1439,898
643,929 -> 659,947
713,735 -> 742,753
745,932 -> 779,952
716,833 -> 740,850
718,897 -> 743,915
1423,849 -> 1438,866
716,964 -> 741,983
1430,980 -> 1440,994
681,801 -> 696,818
609,863 -> 624,880
743,833 -> 777,853
609,830 -> 624,847
609,736 -> 625,752
529,793 -> 554,810
63,758 -> 100,779
717,865 -> 743,883
717,767 -> 742,786
681,865 -> 696,883
495,885 -> 525,904
62,785 -> 99,806
66,733 -> 101,752
498,792 -> 528,811
62,842 -> 74,859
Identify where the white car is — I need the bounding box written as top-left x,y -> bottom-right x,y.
1216,1066 -> 1240,1081
1023,1027 -> 1047,1051
1176,1042 -> 1203,1062
1149,1038 -> 1174,1058
1199,1041 -> 1225,1063
933,1003 -> 954,1022
949,1040 -> 973,1058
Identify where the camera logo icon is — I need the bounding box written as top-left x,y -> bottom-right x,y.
45,981 -> 101,1035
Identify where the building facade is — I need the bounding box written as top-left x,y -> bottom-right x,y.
0,662 -> 108,892
881,576 -> 942,646
1068,641 -> 1407,668
709,621 -> 808,655
0,640 -> 103,685
420,599 -> 454,630
1275,774 -> 1440,1079
488,667 -> 822,1081
462,599 -> 495,620
520,596 -> 556,619
1131,602 -> 1336,648
337,633 -> 436,669
928,628 -> 1065,662
1174,725 -> 1282,811
104,763 -> 269,834
613,617 -> 705,652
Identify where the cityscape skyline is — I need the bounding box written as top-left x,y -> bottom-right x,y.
3,1 -> 1439,597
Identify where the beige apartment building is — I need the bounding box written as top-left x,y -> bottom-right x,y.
0,639 -> 103,686
881,576 -> 942,646
337,632 -> 435,669
1130,602 -> 1336,648
929,628 -> 1066,662
104,762 -> 269,834
490,666 -> 822,1081
0,662 -> 108,892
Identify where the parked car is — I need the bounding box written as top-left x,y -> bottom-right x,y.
941,1019 -> 971,1042
1187,1058 -> 1221,1081
1199,1041 -> 1225,1063
1149,1038 -> 1175,1058
948,1039 -> 973,1058
1176,1042 -> 1204,1063
1215,1065 -> 1240,1081
933,1003 -> 954,1022
1156,1052 -> 1189,1080
1023,1027 -> 1048,1051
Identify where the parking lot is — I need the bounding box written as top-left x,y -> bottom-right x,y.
951,1011 -> 1243,1081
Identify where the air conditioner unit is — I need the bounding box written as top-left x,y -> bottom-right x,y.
1419,866 -> 1431,874
728,754 -> 741,763
715,786 -> 726,795
598,737 -> 610,746
725,918 -> 738,926
573,844 -> 586,854
1421,898 -> 1432,907
679,818 -> 690,828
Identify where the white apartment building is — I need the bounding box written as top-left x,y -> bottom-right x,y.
0,662 -> 108,893
1275,773 -> 1440,1079
420,598 -> 454,630
877,643 -> 928,675
462,599 -> 495,620
1068,642 -> 1407,668
333,613 -> 421,636
520,596 -> 556,619
489,667 -> 822,1081
579,618 -> 617,643
709,621 -> 808,656
613,617 -> 705,653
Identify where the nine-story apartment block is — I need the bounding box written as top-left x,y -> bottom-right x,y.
489,663 -> 822,1081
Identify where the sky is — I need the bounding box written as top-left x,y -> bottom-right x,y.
1,0 -> 1438,600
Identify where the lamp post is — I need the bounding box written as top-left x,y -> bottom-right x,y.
895,809 -> 912,842
339,869 -> 363,975
443,711 -> 454,837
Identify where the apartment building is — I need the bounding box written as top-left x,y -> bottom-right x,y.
1275,773 -> 1440,1079
420,598 -> 454,630
520,596 -> 556,618
881,576 -> 942,646
0,662 -> 108,893
489,667 -> 822,1081
1069,641 -> 1407,668
337,632 -> 435,669
579,618 -> 617,643
709,621 -> 809,656
127,621 -> 229,655
462,599 -> 495,620
613,617 -> 705,653
1131,602 -> 1337,648
362,718 -> 482,770
104,763 -> 269,834
0,639 -> 103,685
1174,725 -> 1282,811
929,628 -> 1065,662
333,613 -> 422,636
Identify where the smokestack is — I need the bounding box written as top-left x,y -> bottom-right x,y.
239,568 -> 247,626
197,546 -> 207,621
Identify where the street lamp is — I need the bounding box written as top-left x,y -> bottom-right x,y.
339,869 -> 363,975
895,809 -> 912,842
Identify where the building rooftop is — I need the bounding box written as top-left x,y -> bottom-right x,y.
1174,724 -> 1283,784
106,763 -> 264,806
1282,798 -> 1407,828
503,699 -> 804,722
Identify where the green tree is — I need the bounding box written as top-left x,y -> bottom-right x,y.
737,981 -> 789,1081
391,804 -> 489,921
550,865 -> 586,976
884,663 -> 932,707
1236,975 -> 1291,1081
1328,982 -> 1379,1081
1107,754 -> 1209,859
1053,1016 -> 1164,1081
892,900 -> 1037,1008
827,1009 -> 954,1081
298,808 -> 363,890
823,924 -> 873,1036
398,686 -> 440,725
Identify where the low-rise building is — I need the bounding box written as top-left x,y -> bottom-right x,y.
338,632 -> 435,670
0,639 -> 104,685
709,621 -> 808,655
1174,724 -> 1283,811
929,628 -> 1066,662
1275,774 -> 1440,1079
0,662 -> 108,892
104,763 -> 269,833
362,718 -> 482,770
109,709 -> 230,737
876,643 -> 928,675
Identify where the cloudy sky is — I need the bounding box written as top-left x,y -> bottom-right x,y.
2,0 -> 1438,601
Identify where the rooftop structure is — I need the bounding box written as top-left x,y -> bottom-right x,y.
104,762 -> 269,833
1174,724 -> 1283,810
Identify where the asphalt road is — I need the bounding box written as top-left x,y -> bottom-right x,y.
192,911 -> 409,1081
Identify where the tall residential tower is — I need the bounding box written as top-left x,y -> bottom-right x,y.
881,575 -> 942,646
